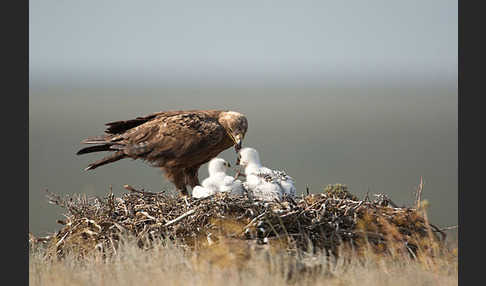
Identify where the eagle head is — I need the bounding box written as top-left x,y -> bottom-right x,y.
218,111 -> 248,152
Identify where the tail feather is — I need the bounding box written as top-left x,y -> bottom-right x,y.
84,151 -> 126,171
81,136 -> 109,144
76,144 -> 112,155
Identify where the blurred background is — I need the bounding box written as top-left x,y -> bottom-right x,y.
29,0 -> 457,236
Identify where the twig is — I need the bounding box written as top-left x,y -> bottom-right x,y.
438,225 -> 459,231
56,232 -> 70,247
123,185 -> 159,196
287,195 -> 298,207
164,209 -> 196,227
29,232 -> 52,244
415,176 -> 424,208
192,194 -> 217,202
243,212 -> 268,230
429,223 -> 447,241
364,189 -> 370,202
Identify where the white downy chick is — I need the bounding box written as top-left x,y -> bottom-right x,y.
192,158 -> 244,198
238,147 -> 296,201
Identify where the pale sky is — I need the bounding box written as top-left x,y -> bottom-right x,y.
29,0 -> 457,86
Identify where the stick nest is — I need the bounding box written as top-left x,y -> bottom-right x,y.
30,184 -> 446,259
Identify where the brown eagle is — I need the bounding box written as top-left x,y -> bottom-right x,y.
76,110 -> 248,195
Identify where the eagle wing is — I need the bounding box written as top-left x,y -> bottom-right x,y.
104,110 -> 213,135
105,111 -> 228,163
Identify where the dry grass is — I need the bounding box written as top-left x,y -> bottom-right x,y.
29,235 -> 457,286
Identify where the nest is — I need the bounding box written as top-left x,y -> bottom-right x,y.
30,184 -> 446,259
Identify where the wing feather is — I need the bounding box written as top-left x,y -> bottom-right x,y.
108,111 -> 227,161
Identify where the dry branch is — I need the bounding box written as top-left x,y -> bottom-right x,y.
164,209 -> 196,227
415,176 -> 424,208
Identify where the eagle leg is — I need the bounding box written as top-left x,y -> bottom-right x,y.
184,166 -> 200,188
179,185 -> 188,196
166,168 -> 189,196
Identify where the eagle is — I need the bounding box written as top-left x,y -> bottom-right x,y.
76,110 -> 248,196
